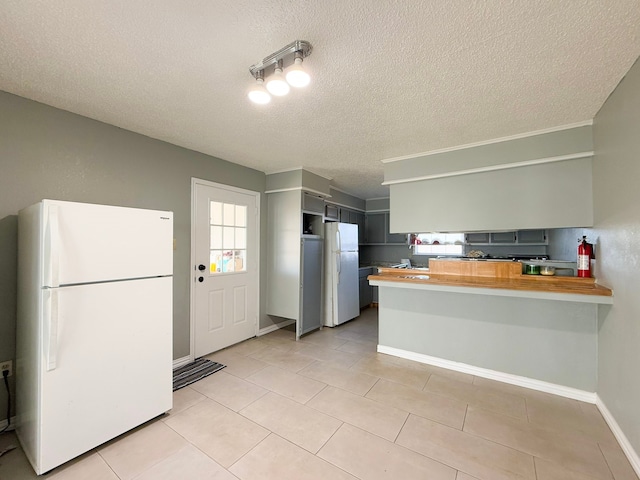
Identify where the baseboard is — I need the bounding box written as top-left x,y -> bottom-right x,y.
173,355 -> 193,370
377,345 -> 597,403
258,319 -> 295,336
596,395 -> 640,477
0,416 -> 16,432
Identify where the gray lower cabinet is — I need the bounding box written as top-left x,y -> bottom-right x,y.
358,267 -> 373,308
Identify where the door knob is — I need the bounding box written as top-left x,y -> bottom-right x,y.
198,264 -> 206,271
198,276 -> 204,282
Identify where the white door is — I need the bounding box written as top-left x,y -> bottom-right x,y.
192,180 -> 259,357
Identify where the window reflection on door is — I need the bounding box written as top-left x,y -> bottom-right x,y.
209,201 -> 247,274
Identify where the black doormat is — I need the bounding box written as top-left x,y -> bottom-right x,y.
173,358 -> 226,391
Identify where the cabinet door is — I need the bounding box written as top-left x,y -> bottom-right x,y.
339,207 -> 350,223
324,203 -> 339,222
517,229 -> 547,244
359,276 -> 372,308
490,231 -> 517,243
353,212 -> 365,244
385,213 -> 407,244
302,192 -> 325,214
365,213 -> 386,244
465,232 -> 490,244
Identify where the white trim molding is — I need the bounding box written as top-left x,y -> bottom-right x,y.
377,345 -> 597,403
381,120 -> 593,163
596,395 -> 640,477
173,355 -> 192,370
258,319 -> 295,336
382,151 -> 594,186
265,166 -> 333,181
265,186 -> 331,197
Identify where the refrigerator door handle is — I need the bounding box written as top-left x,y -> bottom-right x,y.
336,252 -> 341,282
45,289 -> 59,371
47,204 -> 61,288
336,229 -> 341,253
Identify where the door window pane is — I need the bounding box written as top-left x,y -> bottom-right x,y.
209,200 -> 248,274
235,205 -> 247,227
235,227 -> 246,249
210,202 -> 223,225
223,203 -> 235,226
210,226 -> 223,250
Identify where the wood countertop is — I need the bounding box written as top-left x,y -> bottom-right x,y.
370,260 -> 612,301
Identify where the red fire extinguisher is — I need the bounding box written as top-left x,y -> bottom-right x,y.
577,236 -> 594,277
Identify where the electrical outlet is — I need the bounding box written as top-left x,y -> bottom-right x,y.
0,360 -> 12,377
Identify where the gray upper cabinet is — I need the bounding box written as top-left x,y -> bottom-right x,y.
386,212 -> 407,244
353,211 -> 365,244
465,229 -> 548,245
363,212 -> 406,245
490,231 -> 517,244
302,192 -> 325,214
339,207 -> 350,223
517,229 -> 547,244
364,213 -> 386,244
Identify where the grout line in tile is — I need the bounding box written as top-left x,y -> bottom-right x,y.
96,449 -> 125,480
392,411 -> 411,444
362,377 -> 381,397
461,404 -> 469,431
596,441 -> 619,480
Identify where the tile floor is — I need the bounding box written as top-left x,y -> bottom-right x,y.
1,307 -> 638,480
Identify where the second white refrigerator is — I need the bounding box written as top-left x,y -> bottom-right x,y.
323,222 -> 359,327
17,199 -> 174,475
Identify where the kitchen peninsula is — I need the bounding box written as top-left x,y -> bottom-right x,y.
369,259 -> 613,401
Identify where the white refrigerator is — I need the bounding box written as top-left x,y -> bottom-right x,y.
323,222 -> 359,327
16,199 -> 174,475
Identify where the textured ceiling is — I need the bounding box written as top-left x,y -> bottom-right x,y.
1,1 -> 639,199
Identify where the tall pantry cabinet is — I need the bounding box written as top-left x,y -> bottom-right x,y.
266,190 -> 324,338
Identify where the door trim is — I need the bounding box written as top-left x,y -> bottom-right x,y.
189,178 -> 261,363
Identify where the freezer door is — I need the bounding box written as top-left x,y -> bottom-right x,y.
37,277 -> 172,474
42,200 -> 173,286
336,251 -> 360,324
337,222 -> 358,252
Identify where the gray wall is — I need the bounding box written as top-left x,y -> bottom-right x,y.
592,57 -> 640,453
378,287 -> 598,391
0,91 -> 269,422
327,188 -> 366,211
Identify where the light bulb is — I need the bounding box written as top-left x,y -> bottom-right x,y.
248,77 -> 271,104
286,57 -> 310,88
266,66 -> 290,96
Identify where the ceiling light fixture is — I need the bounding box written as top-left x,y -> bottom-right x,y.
265,59 -> 290,96
248,40 -> 312,104
247,70 -> 271,104
285,51 -> 311,88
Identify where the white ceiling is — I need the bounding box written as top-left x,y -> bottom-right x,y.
1,1 -> 639,199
